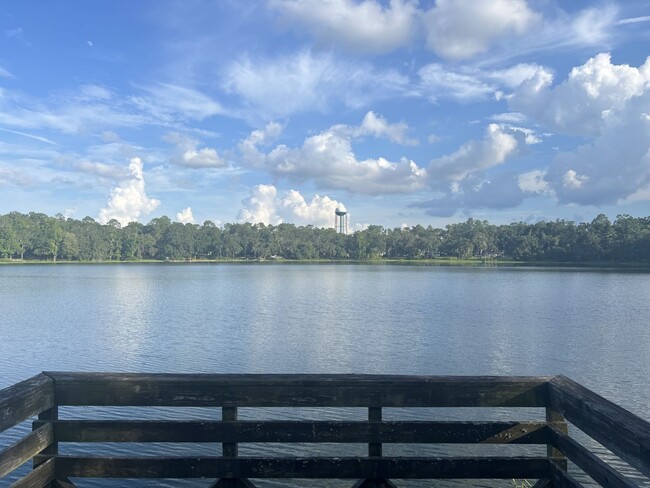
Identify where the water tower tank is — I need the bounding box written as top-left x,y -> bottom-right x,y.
334,205 -> 348,234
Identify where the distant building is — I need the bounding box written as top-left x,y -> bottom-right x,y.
335,205 -> 348,235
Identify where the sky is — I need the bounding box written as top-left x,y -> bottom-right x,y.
1,0 -> 650,229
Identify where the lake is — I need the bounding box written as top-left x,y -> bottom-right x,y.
1,263 -> 649,487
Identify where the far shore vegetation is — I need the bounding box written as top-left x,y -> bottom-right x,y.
2,211 -> 650,265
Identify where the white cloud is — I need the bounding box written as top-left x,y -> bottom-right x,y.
0,66 -> 13,78
0,166 -> 35,187
176,207 -> 194,224
428,124 -> 520,184
74,161 -> 125,180
0,127 -> 57,145
413,172 -> 525,217
163,132 -> 227,168
510,53 -> 649,136
427,134 -> 443,144
222,50 -> 408,117
490,112 -> 527,124
505,54 -> 650,206
423,0 -> 540,60
518,170 -> 551,194
356,111 -> 416,145
0,85 -> 148,134
418,63 -> 545,102
618,16 -> 650,25
545,106 -> 650,205
131,83 -> 224,122
98,157 -> 160,225
270,0 -> 418,54
238,184 -> 343,227
239,115 -> 426,194
334,111 -> 417,145
418,64 -> 494,102
562,169 -> 588,190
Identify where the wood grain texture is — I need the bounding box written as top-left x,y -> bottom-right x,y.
0,423 -> 52,478
37,420 -> 553,444
53,456 -> 553,479
8,458 -> 54,488
45,372 -> 551,407
549,375 -> 650,478
0,374 -> 53,433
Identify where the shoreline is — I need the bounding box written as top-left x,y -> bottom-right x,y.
2,257 -> 650,269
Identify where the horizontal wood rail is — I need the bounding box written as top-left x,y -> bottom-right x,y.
0,373 -> 647,488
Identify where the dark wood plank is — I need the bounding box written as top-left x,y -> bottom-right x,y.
210,479 -> 257,487
549,375 -> 650,478
8,458 -> 55,488
0,423 -> 53,478
368,407 -> 382,457
547,426 -> 638,488
45,373 -> 550,407
352,480 -> 397,487
222,407 -> 237,457
0,374 -> 54,433
53,456 -> 553,479
33,407 -> 57,469
548,461 -> 582,488
38,420 -> 553,444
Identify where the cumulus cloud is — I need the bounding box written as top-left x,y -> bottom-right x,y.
239,114 -> 426,194
335,111 -> 417,145
410,123 -> 529,216
163,132 -> 226,168
238,184 -> 343,227
545,108 -> 650,205
423,0 -> 540,60
413,172 -> 525,217
98,157 -> 160,225
428,124 -> 520,184
270,0 -> 418,54
510,53 -> 649,136
222,50 -> 408,117
518,170 -> 551,195
176,207 -> 194,224
508,54 -> 650,205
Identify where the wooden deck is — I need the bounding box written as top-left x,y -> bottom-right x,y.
0,373 -> 648,487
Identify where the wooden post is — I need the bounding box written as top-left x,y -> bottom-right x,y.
34,406 -> 77,487
531,407 -> 568,488
352,407 -> 397,488
211,407 -> 255,488
222,406 -> 238,457
546,407 -> 568,468
34,406 -> 57,469
368,407 -> 382,457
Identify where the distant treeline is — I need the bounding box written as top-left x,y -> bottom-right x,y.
1,212 -> 650,263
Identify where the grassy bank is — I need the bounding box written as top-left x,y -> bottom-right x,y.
3,256 -> 650,269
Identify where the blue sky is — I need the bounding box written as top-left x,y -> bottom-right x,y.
1,0 -> 650,229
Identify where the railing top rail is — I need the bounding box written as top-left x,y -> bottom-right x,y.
43,372 -> 553,408
0,374 -> 53,433
548,375 -> 650,479
43,372 -> 554,385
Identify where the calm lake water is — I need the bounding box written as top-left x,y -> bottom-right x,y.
1,263 -> 649,487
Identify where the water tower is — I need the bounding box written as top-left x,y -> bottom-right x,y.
335,205 -> 348,235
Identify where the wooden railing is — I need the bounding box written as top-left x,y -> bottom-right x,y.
0,373 -> 648,487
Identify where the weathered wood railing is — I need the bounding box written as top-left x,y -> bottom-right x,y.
0,373 -> 648,487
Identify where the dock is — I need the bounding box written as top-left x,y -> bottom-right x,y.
1,373 -> 649,487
